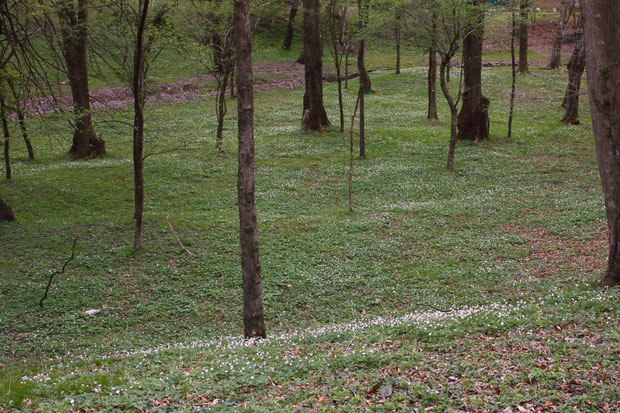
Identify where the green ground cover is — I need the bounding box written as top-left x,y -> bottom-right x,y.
1,56 -> 618,411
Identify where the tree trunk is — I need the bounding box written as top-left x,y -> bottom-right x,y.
358,87 -> 365,158
518,0 -> 529,74
1,95 -> 11,180
457,1 -> 489,142
395,15 -> 401,74
234,0 -> 267,338
132,0 -> 149,251
549,0 -> 568,69
7,79 -> 35,160
58,0 -> 105,158
301,0 -> 329,131
508,7 -> 517,138
283,0 -> 299,50
216,73 -> 229,154
427,12 -> 438,120
561,15 -> 584,125
0,196 -> 14,222
582,0 -> 620,287
356,0 -> 371,93
440,60 -> 458,170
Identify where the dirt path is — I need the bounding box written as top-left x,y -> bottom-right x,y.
25,61 -> 307,116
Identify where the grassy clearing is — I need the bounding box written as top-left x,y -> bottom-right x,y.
1,60 -> 618,411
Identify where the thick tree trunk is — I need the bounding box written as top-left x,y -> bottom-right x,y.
283,0 -> 299,50
0,196 -> 14,222
456,2 -> 489,142
518,0 -> 529,74
549,0 -> 568,69
234,0 -> 267,338
132,0 -> 149,251
561,16 -> 584,125
582,0 -> 620,287
427,12 -> 438,120
301,0 -> 329,131
58,0 -> 105,158
1,95 -> 11,180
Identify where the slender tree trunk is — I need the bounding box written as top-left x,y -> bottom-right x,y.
395,15 -> 401,74
216,73 -> 229,154
58,0 -> 105,158
457,1 -> 489,142
1,95 -> 11,180
0,195 -> 14,222
344,47 -> 349,89
427,12 -> 438,120
7,79 -> 34,160
234,0 -> 267,338
333,43 -> 344,132
358,87 -> 365,158
301,0 -> 329,131
582,0 -> 620,287
549,0 -> 568,69
508,7 -> 517,138
518,0 -> 529,74
440,60 -> 458,170
283,0 -> 299,50
561,15 -> 584,125
356,0 -> 371,93
132,0 -> 149,251
230,62 -> 235,99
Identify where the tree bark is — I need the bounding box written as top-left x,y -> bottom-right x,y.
427,12 -> 438,120
395,15 -> 401,74
456,1 -> 489,142
7,79 -> 35,160
356,0 -> 371,93
440,59 -> 458,170
0,196 -> 14,222
301,0 -> 329,131
508,7 -> 516,138
132,0 -> 149,251
518,0 -> 529,74
234,0 -> 267,338
1,94 -> 11,180
58,0 -> 105,158
561,14 -> 584,125
549,0 -> 568,69
283,0 -> 299,50
582,0 -> 620,287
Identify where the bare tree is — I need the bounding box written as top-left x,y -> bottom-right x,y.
233,0 -> 267,338
582,0 -> 620,287
409,0 -> 476,169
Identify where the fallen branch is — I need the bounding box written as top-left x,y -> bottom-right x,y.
166,216 -> 193,256
40,236 -> 78,307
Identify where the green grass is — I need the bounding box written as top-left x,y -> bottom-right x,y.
1,62 -> 618,411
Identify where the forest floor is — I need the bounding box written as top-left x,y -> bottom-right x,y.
1,9 -> 618,413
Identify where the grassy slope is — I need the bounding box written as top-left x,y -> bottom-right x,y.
1,50 -> 618,410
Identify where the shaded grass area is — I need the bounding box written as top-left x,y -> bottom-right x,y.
1,66 -> 617,410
